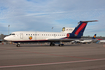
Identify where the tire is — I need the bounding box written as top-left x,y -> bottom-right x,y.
16,44 -> 20,47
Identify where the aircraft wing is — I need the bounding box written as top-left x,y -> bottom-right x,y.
48,38 -> 98,42
47,38 -> 83,42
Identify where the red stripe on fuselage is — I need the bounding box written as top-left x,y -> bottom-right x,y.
75,23 -> 87,35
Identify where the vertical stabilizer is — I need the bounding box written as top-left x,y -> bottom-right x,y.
92,34 -> 96,39
67,20 -> 97,38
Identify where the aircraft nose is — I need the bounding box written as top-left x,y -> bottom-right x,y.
4,37 -> 10,41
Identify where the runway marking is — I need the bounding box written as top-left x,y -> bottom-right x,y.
0,58 -> 105,68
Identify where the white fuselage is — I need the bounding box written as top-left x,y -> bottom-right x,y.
5,31 -> 68,41
99,40 -> 105,43
79,40 -> 92,43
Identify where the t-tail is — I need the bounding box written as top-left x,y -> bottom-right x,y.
92,34 -> 96,39
67,20 -> 97,38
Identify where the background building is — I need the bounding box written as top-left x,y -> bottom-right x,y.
0,34 -> 8,42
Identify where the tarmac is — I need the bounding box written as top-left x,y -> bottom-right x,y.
0,43 -> 105,70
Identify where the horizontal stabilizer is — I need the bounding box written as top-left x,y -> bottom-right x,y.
81,20 -> 98,22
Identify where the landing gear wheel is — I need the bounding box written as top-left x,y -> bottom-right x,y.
50,43 -> 55,46
59,44 -> 64,46
50,42 -> 55,46
16,43 -> 20,47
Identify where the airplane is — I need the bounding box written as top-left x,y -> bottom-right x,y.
73,34 -> 97,44
97,38 -> 105,44
4,20 -> 97,47
99,40 -> 105,43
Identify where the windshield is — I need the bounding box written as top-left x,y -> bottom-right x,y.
10,33 -> 15,35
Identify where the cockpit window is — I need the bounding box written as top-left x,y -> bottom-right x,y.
10,33 -> 15,35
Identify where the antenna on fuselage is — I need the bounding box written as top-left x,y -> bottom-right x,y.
52,27 -> 54,32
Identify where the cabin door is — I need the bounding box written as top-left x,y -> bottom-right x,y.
20,33 -> 23,39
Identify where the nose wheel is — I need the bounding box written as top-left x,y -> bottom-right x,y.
16,43 -> 20,47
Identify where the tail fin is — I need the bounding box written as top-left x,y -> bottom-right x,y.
92,34 -> 96,39
67,20 -> 97,38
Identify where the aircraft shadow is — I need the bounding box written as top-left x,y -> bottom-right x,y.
20,44 -> 82,47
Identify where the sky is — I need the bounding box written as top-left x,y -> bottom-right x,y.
0,0 -> 105,36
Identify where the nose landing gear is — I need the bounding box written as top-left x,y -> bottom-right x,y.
16,43 -> 20,47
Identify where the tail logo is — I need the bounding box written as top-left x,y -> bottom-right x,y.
94,35 -> 96,38
93,34 -> 96,39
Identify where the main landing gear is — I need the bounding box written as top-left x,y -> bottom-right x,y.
50,42 -> 64,46
16,43 -> 20,47
50,42 -> 55,46
58,41 -> 64,46
58,44 -> 64,46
